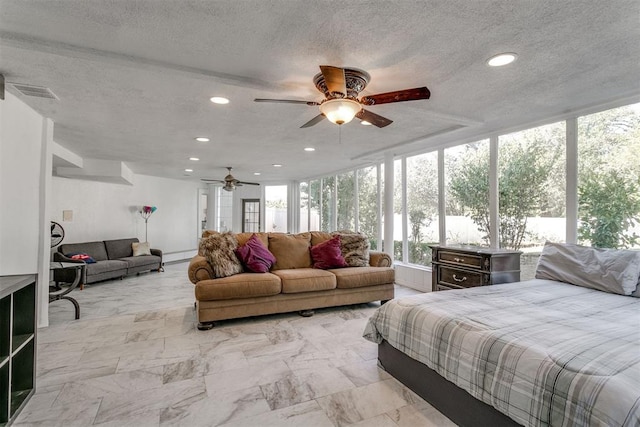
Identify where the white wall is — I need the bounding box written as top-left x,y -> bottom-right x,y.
51,175 -> 206,262
0,92 -> 45,275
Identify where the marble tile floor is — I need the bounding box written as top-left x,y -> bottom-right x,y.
15,262 -> 456,426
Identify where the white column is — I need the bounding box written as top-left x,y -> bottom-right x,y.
37,118 -> 54,328
401,157 -> 408,263
384,152 -> 394,258
353,171 -> 359,232
566,118 -> 578,243
438,148 -> 446,245
489,136 -> 499,248
376,164 -> 383,249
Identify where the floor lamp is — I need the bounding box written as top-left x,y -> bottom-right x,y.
139,205 -> 157,242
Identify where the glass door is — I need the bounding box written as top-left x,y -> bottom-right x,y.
242,199 -> 260,232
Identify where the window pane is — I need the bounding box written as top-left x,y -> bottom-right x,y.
214,186 -> 233,232
321,176 -> 335,232
337,171 -> 355,231
406,151 -> 439,266
265,185 -> 288,232
299,181 -> 309,232
357,166 -> 379,250
445,140 -> 490,246
309,180 -> 321,231
578,103 -> 640,249
393,159 -> 403,261
499,122 -> 566,280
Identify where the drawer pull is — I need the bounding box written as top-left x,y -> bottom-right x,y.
454,257 -> 465,263
452,274 -> 467,282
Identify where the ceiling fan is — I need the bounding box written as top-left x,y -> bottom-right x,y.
255,65 -> 430,128
201,167 -> 260,192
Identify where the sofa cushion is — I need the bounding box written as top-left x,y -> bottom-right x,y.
235,234 -> 276,273
236,232 -> 269,248
86,259 -> 129,276
60,241 -> 109,262
333,232 -> 370,267
199,232 -> 243,278
268,233 -> 312,270
104,238 -> 139,259
195,273 -> 282,301
310,231 -> 333,246
120,255 -> 162,269
310,235 -> 348,269
272,268 -> 336,293
329,266 -> 395,289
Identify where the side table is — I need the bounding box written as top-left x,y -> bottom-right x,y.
49,262 -> 83,319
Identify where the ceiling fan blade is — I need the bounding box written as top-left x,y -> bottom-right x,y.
320,65 -> 347,96
237,181 -> 260,186
300,113 -> 326,128
201,179 -> 225,183
254,98 -> 319,106
360,87 -> 431,106
356,109 -> 393,128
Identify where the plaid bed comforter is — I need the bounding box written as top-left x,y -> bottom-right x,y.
363,279 -> 640,427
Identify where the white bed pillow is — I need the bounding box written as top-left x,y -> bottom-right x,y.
535,241 -> 640,296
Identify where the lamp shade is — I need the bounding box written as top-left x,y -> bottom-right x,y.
319,98 -> 361,125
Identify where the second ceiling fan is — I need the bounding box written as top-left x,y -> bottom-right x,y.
201,167 -> 260,192
255,65 -> 430,128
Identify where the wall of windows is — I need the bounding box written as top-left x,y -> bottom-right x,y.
295,102 -> 639,277
445,140 -> 490,246
264,185 -> 288,233
577,104 -> 640,249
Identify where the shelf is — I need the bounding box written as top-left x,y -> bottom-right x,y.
0,275 -> 36,426
10,335 -> 33,355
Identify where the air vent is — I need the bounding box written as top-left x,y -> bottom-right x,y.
11,83 -> 59,100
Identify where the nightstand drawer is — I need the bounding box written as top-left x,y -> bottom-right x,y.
439,266 -> 483,288
438,251 -> 483,269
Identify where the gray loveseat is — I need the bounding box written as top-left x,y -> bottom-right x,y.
53,238 -> 163,286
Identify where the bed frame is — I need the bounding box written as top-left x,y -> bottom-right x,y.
378,340 -> 521,427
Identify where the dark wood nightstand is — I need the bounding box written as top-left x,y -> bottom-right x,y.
429,245 -> 522,291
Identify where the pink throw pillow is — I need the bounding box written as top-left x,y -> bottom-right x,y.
235,234 -> 276,273
310,235 -> 348,269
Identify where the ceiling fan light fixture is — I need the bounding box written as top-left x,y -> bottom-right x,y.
487,53 -> 518,67
210,96 -> 229,104
319,98 -> 361,125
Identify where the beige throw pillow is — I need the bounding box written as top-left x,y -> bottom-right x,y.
199,232 -> 243,278
132,241 -> 152,256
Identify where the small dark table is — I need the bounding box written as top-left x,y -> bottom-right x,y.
49,262 -> 82,319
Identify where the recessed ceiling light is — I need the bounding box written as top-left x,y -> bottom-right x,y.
254,172 -> 261,176
304,147 -> 315,152
189,157 -> 200,161
195,137 -> 210,142
487,53 -> 517,67
272,164 -> 282,167
184,168 -> 193,172
210,97 -> 229,104
361,121 -> 372,126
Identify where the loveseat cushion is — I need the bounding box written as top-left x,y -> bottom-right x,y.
104,238 -> 139,259
272,268 -> 336,293
195,273 -> 281,301
329,266 -> 395,289
86,259 -> 129,276
59,241 -> 109,262
268,233 -> 312,270
119,255 -> 162,269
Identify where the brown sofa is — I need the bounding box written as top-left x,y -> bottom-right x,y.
188,231 -> 395,330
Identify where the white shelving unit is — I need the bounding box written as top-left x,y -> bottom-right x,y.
0,274 -> 36,426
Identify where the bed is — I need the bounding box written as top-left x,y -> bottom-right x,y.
364,243 -> 640,427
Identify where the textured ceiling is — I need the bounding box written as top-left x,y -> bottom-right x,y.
1,1 -> 639,183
